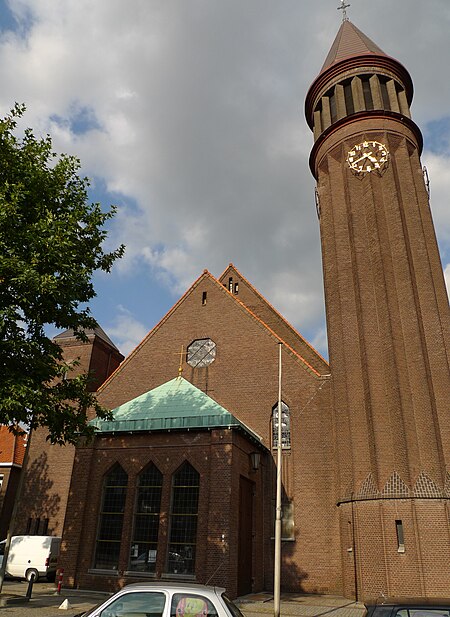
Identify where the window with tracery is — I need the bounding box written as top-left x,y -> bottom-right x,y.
272,401 -> 291,450
167,462 -> 199,575
129,463 -> 163,573
94,464 -> 128,570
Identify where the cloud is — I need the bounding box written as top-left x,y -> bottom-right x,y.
422,152 -> 450,251
106,306 -> 149,357
445,264 -> 450,296
0,0 -> 448,358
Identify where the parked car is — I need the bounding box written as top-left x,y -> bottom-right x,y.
365,597 -> 450,617
0,535 -> 61,582
74,582 -> 245,617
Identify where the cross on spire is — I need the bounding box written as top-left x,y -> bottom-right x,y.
337,0 -> 350,22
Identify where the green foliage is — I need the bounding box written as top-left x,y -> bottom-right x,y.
0,104 -> 125,444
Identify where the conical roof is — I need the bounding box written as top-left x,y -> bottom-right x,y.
305,20 -> 413,130
90,376 -> 264,445
321,20 -> 387,73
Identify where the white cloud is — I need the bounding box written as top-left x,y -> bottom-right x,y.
422,153 -> 450,249
107,306 -> 149,357
444,264 -> 450,297
0,0 -> 449,355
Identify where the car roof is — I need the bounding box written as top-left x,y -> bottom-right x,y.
365,598 -> 450,608
118,582 -> 226,594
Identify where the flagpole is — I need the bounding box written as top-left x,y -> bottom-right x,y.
274,342 -> 282,617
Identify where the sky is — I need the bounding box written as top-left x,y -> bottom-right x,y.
0,0 -> 449,358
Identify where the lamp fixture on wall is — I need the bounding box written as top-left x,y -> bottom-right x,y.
250,451 -> 261,472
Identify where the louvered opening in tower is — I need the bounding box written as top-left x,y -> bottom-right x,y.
312,73 -> 411,140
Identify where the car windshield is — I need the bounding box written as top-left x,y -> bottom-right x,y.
221,594 -> 245,617
72,602 -> 102,617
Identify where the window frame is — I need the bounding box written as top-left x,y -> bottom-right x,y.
271,401 -> 291,451
128,463 -> 163,574
166,462 -> 200,576
93,463 -> 128,571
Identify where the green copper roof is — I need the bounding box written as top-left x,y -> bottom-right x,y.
90,377 -> 263,444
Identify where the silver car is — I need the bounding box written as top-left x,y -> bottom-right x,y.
75,581 -> 245,617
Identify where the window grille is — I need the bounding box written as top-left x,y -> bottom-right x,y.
167,462 -> 199,575
129,464 -> 163,573
94,464 -> 128,570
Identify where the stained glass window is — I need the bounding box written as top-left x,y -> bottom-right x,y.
94,464 -> 128,570
167,462 -> 199,575
129,464 -> 163,573
272,402 -> 291,450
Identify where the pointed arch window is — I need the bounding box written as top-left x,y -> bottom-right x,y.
129,463 -> 163,573
272,401 -> 291,450
167,462 -> 200,575
94,464 -> 128,570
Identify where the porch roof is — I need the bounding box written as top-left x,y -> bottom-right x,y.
90,377 -> 265,447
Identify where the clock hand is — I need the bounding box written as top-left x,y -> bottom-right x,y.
354,154 -> 369,164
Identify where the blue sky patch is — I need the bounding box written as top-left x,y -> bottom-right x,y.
0,0 -> 34,36
424,117 -> 450,155
50,105 -> 102,137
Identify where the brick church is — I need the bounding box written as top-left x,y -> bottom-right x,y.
16,17 -> 450,601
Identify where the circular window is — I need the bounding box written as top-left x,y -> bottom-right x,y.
187,339 -> 216,368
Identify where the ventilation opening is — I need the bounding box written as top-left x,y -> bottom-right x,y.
343,79 -> 355,116
234,282 -> 239,294
379,77 -> 391,110
396,520 -> 405,553
202,291 -> 207,305
362,77 -> 374,110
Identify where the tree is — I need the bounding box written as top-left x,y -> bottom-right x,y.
0,104 -> 125,444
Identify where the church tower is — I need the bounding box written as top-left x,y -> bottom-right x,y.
305,17 -> 450,599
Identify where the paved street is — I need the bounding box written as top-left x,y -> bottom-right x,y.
0,581 -> 108,616
0,580 -> 367,617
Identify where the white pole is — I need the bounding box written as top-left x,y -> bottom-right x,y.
274,342 -> 282,617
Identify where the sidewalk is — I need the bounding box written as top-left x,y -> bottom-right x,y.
0,581 -> 109,616
0,581 -> 367,617
235,592 -> 366,617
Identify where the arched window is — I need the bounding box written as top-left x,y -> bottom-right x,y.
94,464 -> 128,570
129,463 -> 163,573
272,402 -> 291,450
167,462 -> 200,575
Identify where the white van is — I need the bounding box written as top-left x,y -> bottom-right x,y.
0,535 -> 61,581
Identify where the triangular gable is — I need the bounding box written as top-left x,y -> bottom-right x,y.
91,376 -> 264,446
99,266 -> 326,393
219,264 -> 329,374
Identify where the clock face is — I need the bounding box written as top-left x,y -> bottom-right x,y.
347,141 -> 389,176
187,338 -> 216,368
